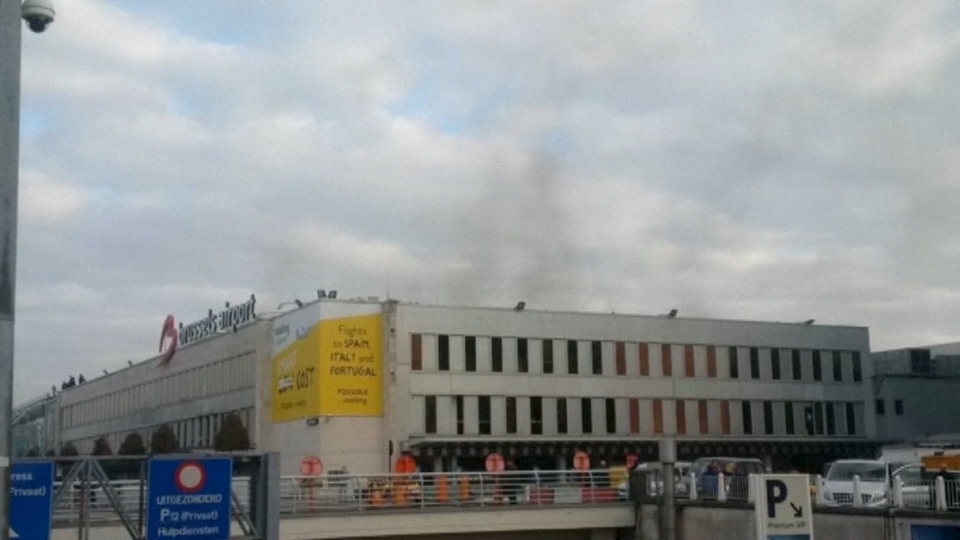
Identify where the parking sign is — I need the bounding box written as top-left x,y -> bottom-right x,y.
147,457 -> 232,540
754,474 -> 814,540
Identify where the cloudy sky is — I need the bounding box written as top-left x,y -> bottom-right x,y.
11,0 -> 960,402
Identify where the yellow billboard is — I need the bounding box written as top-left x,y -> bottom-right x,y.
271,312 -> 383,422
271,324 -> 322,422
317,314 -> 383,415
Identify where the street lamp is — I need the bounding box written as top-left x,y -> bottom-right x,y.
1,0 -> 55,537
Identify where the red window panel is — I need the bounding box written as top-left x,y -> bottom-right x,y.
629,398 -> 640,434
639,343 -> 650,376
707,346 -> 717,378
699,400 -> 708,434
661,344 -> 672,376
684,345 -> 694,377
411,334 -> 422,371
721,401 -> 731,435
615,342 -> 626,375
676,401 -> 686,435
653,399 -> 663,434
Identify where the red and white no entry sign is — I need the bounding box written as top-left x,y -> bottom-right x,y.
174,461 -> 207,493
485,453 -> 505,473
573,451 -> 591,471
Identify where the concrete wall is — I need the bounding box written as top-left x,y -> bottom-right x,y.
875,376 -> 960,441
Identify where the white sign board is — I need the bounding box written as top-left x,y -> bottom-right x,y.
753,474 -> 814,540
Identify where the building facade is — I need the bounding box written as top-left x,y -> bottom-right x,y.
14,298 -> 879,475
872,345 -> 960,442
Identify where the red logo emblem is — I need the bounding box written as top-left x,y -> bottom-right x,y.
174,461 -> 207,493
158,315 -> 178,367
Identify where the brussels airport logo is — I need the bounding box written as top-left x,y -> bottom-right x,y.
158,315 -> 179,367
158,295 -> 257,367
178,295 -> 257,347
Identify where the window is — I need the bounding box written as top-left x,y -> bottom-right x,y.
653,399 -> 664,434
411,334 -> 422,371
875,399 -> 885,415
542,340 -> 554,374
721,401 -> 731,434
791,350 -> 801,380
506,397 -> 517,434
662,344 -> 672,376
425,396 -> 436,434
742,401 -> 753,435
567,340 -> 579,374
605,398 -> 616,434
615,342 -> 626,375
492,337 -> 503,372
684,345 -> 694,377
676,401 -> 686,435
832,351 -> 842,382
846,403 -> 856,435
763,401 -> 774,435
478,396 -> 491,435
750,347 -> 760,379
707,346 -> 717,378
517,339 -> 528,373
895,400 -> 904,415
698,400 -> 708,434
531,397 -> 543,434
814,403 -> 824,434
639,343 -> 650,376
852,352 -> 862,382
465,336 -> 477,372
455,396 -> 464,435
771,349 -> 781,380
592,341 -> 603,375
581,398 -> 593,434
557,398 -> 568,434
785,402 -> 795,435
438,335 -> 450,371
729,347 -> 739,378
826,403 -> 836,435
812,351 -> 822,381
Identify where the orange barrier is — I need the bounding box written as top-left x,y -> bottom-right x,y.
458,475 -> 470,502
435,475 -> 449,503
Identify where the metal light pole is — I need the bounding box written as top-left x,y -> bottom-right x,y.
0,0 -> 23,537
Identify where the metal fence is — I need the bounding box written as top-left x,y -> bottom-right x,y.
278,469 -> 623,513
637,469 -> 960,513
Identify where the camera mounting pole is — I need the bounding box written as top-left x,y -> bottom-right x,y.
0,0 -> 23,537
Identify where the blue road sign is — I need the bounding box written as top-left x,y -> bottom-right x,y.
9,461 -> 54,540
147,457 -> 232,540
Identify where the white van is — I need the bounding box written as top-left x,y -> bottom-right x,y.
822,460 -> 926,507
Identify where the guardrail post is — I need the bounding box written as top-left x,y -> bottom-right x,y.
853,474 -> 862,507
893,476 -> 904,508
717,472 -> 727,502
815,475 -> 825,506
534,470 -> 541,505
688,472 -> 698,501
479,474 -> 485,507
936,476 -> 947,511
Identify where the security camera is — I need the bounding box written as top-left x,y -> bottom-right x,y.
22,0 -> 55,33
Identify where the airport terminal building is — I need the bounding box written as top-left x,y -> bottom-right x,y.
15,296 -> 879,475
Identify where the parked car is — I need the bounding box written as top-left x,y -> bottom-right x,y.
821,460 -> 928,507
616,461 -> 691,500
689,457 -> 765,498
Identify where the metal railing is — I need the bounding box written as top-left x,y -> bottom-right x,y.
50,468 -> 626,523
278,469 -> 624,513
644,470 -> 960,513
